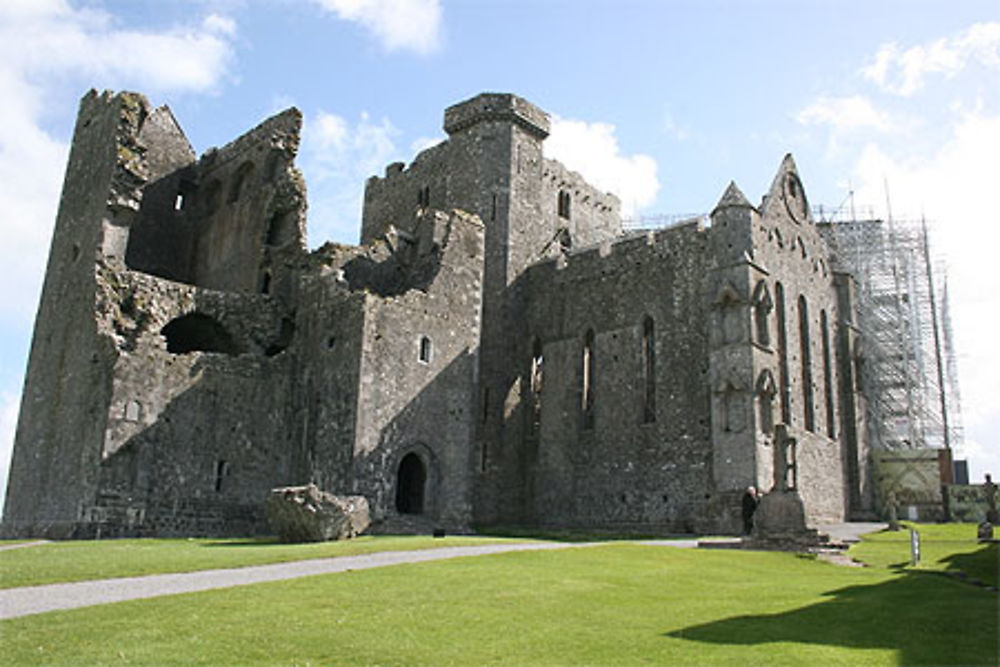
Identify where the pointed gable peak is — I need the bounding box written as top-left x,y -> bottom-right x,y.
762,153 -> 812,224
713,181 -> 754,213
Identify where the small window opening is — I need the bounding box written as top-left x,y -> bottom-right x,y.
582,329 -> 595,430
481,387 -> 491,425
214,460 -> 231,493
260,270 -> 272,295
642,316 -> 656,423
491,193 -> 497,221
174,193 -> 185,211
558,190 -> 571,219
418,336 -> 432,363
417,185 -> 430,208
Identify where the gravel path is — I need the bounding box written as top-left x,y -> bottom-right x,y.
1,523 -> 886,621
0,542 -> 579,620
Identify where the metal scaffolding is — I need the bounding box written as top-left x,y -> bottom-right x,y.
816,212 -> 963,456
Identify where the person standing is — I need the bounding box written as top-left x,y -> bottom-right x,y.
741,486 -> 759,535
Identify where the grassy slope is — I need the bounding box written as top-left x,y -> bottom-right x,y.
849,522 -> 998,587
4,541 -> 997,665
0,535 -> 528,589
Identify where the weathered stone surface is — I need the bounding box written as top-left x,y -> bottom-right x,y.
4,89 -> 891,540
265,485 -> 370,542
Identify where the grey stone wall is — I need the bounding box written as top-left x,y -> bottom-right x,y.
510,224 -> 714,531
4,92 -> 151,535
3,90 -> 868,539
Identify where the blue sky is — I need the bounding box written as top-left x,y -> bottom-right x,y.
1,0 -> 998,505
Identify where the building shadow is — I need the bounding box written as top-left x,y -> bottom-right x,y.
665,560 -> 998,664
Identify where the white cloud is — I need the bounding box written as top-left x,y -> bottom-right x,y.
861,21 -> 1000,96
0,2 -> 239,512
313,0 -> 442,55
545,116 -> 660,218
410,135 -> 444,154
0,3 -> 238,329
848,109 -> 1000,477
0,387 -> 22,515
797,95 -> 894,132
300,110 -> 403,244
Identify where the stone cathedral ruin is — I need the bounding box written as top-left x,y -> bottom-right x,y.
5,90 -> 887,538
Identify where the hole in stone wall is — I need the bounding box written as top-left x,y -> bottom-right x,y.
418,336 -> 432,363
161,313 -> 241,355
260,270 -> 272,295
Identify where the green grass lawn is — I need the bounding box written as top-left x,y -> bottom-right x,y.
3,532 -> 997,665
849,522 -> 998,587
0,535 -> 529,589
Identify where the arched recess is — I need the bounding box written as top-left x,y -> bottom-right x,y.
161,313 -> 241,355
395,452 -> 427,514
393,444 -> 439,517
714,374 -> 747,434
228,160 -> 255,204
752,280 -> 773,347
755,369 -> 777,435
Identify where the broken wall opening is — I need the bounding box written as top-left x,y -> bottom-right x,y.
161,313 -> 241,355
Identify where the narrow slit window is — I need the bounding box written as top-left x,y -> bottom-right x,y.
776,282 -> 790,424
530,338 -> 544,433
558,190 -> 571,219
821,310 -> 835,438
799,295 -> 815,432
642,316 -> 656,423
419,336 -> 432,364
214,460 -> 231,493
582,329 -> 595,430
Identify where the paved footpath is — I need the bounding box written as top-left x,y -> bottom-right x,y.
1,542 -> 581,620
1,523 -> 886,621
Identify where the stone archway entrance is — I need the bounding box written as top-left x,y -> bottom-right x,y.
395,452 -> 426,514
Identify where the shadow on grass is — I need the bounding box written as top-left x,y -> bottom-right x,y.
941,542 -> 999,588
666,568 -> 998,665
476,526 -> 698,543
199,538 -> 283,547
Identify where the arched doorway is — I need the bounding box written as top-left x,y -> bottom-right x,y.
395,452 -> 426,514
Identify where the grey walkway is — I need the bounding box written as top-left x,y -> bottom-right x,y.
0,542 -> 578,620
0,540 -> 49,552
1,524 -> 888,621
816,522 -> 887,544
